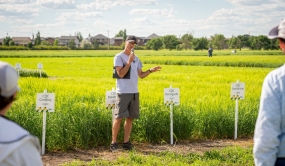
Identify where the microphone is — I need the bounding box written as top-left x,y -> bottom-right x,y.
131,48 -> 135,63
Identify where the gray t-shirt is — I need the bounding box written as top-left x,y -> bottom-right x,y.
114,52 -> 143,93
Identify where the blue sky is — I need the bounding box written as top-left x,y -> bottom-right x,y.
0,0 -> 284,39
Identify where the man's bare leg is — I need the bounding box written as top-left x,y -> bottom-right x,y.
124,117 -> 133,142
112,118 -> 123,143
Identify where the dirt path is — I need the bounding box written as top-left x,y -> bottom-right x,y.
42,139 -> 253,166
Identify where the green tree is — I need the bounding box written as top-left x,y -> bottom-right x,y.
53,39 -> 59,46
9,40 -> 14,46
35,31 -> 41,45
115,29 -> 127,41
237,35 -> 250,50
123,29 -> 127,42
41,40 -> 50,46
181,33 -> 193,50
199,37 -> 209,50
249,35 -> 271,50
81,39 -> 92,49
192,37 -> 209,51
68,39 -> 76,50
272,39 -> 280,50
192,38 -> 200,51
211,34 -> 226,50
27,42 -> 33,49
93,40 -> 99,50
3,36 -> 12,46
228,36 -> 241,50
146,38 -> 163,51
75,31 -> 83,42
162,35 -> 180,51
115,30 -> 124,37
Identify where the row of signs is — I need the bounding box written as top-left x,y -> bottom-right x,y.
36,82 -> 245,112
106,82 -> 245,108
16,63 -> 43,70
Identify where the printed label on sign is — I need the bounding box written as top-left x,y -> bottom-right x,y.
106,90 -> 116,108
231,82 -> 245,99
36,93 -> 55,112
164,88 -> 180,105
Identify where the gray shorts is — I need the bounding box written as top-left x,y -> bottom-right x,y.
114,93 -> 139,119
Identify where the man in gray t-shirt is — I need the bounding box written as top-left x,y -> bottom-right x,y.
110,36 -> 161,151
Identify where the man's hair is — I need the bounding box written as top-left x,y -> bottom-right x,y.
280,38 -> 285,43
0,94 -> 16,110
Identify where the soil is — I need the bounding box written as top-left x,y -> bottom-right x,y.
42,139 -> 253,166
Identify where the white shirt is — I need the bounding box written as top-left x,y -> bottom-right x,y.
0,116 -> 43,166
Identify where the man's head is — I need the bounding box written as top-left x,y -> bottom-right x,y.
124,36 -> 137,52
125,35 -> 137,44
268,18 -> 285,53
0,61 -> 19,111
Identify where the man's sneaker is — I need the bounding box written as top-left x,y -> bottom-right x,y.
122,141 -> 132,150
110,142 -> 119,152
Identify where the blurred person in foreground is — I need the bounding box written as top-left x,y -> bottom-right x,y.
110,36 -> 161,151
254,18 -> 285,166
0,61 -> 43,166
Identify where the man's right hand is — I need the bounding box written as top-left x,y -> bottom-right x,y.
128,52 -> 135,64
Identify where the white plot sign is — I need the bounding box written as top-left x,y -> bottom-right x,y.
36,93 -> 55,112
164,87 -> 180,105
15,63 -> 21,69
38,63 -> 43,69
231,82 -> 245,100
106,90 -> 116,108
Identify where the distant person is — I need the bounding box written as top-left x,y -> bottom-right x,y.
111,36 -> 161,151
253,18 -> 285,166
208,48 -> 213,57
0,61 -> 43,166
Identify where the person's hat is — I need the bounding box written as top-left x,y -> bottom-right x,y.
0,61 -> 19,98
268,18 -> 285,39
125,35 -> 137,44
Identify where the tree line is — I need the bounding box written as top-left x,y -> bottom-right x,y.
146,33 -> 280,51
1,30 -> 280,51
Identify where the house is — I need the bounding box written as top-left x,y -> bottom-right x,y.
144,33 -> 160,44
58,36 -> 80,47
45,37 -> 55,45
0,38 -> 4,45
88,34 -> 109,45
109,38 -> 115,46
12,37 -> 32,46
126,35 -> 144,46
113,37 -> 123,46
137,37 -> 145,46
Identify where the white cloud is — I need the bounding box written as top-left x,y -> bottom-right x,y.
56,12 -> 103,22
226,0 -> 267,6
0,0 -> 30,4
130,8 -> 174,18
11,22 -> 62,30
0,3 -> 39,19
129,17 -> 158,25
37,0 -> 76,9
8,22 -> 65,37
77,0 -> 157,10
93,18 -> 114,27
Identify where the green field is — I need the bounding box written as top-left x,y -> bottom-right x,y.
1,49 -> 284,165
